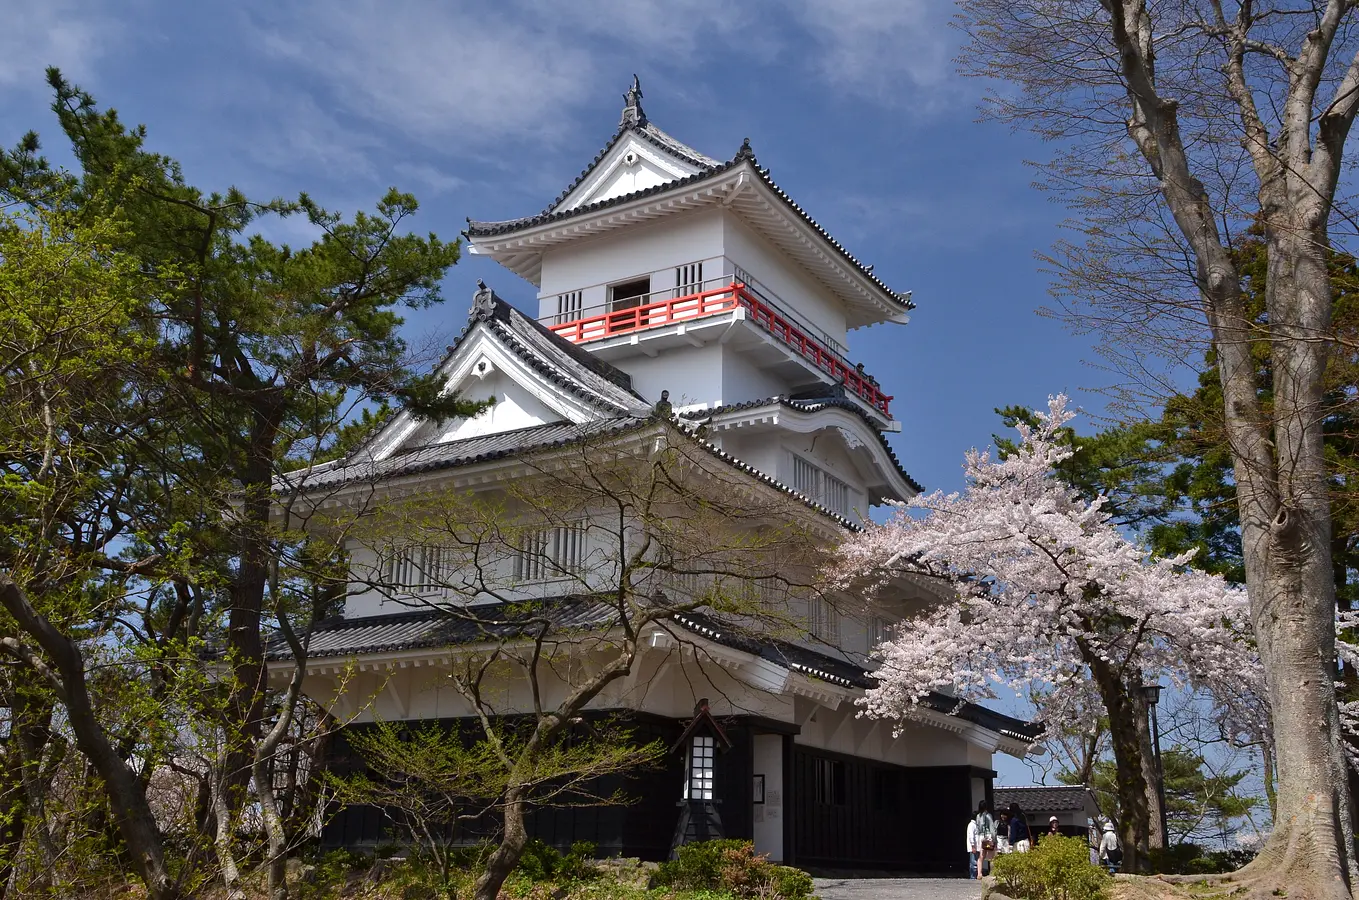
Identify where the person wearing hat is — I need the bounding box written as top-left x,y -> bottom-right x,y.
1098,822 -> 1123,873
1046,815 -> 1061,839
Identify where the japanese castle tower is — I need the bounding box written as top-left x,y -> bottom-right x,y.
284,79 -> 1037,875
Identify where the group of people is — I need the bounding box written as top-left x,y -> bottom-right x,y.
966,800 -> 1123,879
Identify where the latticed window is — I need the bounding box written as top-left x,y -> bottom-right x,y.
814,757 -> 846,806
382,544 -> 447,595
808,596 -> 839,644
513,523 -> 588,582
784,451 -> 855,518
555,291 -> 582,324
686,735 -> 716,800
675,261 -> 703,293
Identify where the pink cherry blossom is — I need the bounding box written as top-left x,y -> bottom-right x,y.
834,394 -> 1266,744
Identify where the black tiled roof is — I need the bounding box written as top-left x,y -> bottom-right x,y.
268,598 -> 618,660
275,603 -> 1041,742
994,786 -> 1096,813
466,144 -> 910,311
475,288 -> 646,412
281,417 -> 652,491
682,393 -> 924,494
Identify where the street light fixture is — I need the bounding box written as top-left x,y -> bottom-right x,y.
1141,682 -> 1169,851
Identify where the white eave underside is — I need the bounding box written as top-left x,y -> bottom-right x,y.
468,163 -> 909,331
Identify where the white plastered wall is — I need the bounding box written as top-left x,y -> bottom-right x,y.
720,213 -> 848,343
537,210 -> 725,318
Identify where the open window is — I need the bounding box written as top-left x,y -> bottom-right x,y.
608,276 -> 651,312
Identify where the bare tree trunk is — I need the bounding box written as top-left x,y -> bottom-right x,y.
252,607 -> 309,900
473,786 -> 529,900
0,579 -> 177,900
211,764 -> 245,900
1080,641 -> 1149,873
1235,220 -> 1355,892
1134,695 -> 1165,851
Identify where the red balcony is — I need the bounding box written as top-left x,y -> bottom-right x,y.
546,280 -> 893,417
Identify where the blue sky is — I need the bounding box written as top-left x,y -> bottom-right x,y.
3,1 -> 1131,785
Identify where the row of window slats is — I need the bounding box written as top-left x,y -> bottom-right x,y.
786,452 -> 854,518
383,544 -> 447,594
512,524 -> 587,582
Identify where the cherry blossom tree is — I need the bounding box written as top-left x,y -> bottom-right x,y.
835,395 -> 1262,873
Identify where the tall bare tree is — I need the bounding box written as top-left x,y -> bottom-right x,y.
957,1 -> 1359,894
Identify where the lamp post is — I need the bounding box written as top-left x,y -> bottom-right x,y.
1141,682 -> 1169,851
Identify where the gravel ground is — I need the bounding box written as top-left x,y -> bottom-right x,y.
813,877 -> 983,900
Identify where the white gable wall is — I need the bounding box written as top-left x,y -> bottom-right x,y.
403,370 -> 562,447
559,133 -> 703,213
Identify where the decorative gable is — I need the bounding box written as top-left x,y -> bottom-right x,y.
559,132 -> 705,212
362,283 -> 648,462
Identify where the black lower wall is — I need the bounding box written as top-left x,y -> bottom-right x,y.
320,711 -> 687,861
321,713 -> 980,874
790,745 -> 978,875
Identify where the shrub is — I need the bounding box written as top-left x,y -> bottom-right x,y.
769,865 -> 816,900
990,835 -> 1109,900
1146,843 -> 1257,875
515,839 -> 600,883
654,840 -> 813,899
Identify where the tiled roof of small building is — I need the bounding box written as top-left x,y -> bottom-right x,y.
681,392 -> 924,494
267,598 -> 618,660
994,785 -> 1097,813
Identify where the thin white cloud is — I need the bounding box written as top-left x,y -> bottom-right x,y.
252,1 -> 598,146
0,2 -> 118,88
784,0 -> 962,103
392,162 -> 465,195
247,0 -> 956,155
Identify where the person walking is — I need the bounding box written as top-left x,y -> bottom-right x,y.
1098,822 -> 1123,874
1046,816 -> 1061,839
1007,802 -> 1032,852
974,800 -> 997,876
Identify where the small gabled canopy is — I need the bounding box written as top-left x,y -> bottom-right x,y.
682,392 -> 924,501
670,698 -> 733,755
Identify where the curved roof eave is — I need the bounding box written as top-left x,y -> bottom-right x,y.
465,153 -> 912,319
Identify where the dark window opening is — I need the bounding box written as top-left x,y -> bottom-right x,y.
609,277 -> 651,312
814,758 -> 846,806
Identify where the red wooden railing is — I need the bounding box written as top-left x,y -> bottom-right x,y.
547,281 -> 893,417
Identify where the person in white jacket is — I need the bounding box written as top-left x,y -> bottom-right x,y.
1098,822 -> 1123,873
966,818 -> 980,879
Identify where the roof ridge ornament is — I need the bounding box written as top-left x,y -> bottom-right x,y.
620,74 -> 646,128
736,137 -> 754,159
472,279 -> 498,319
